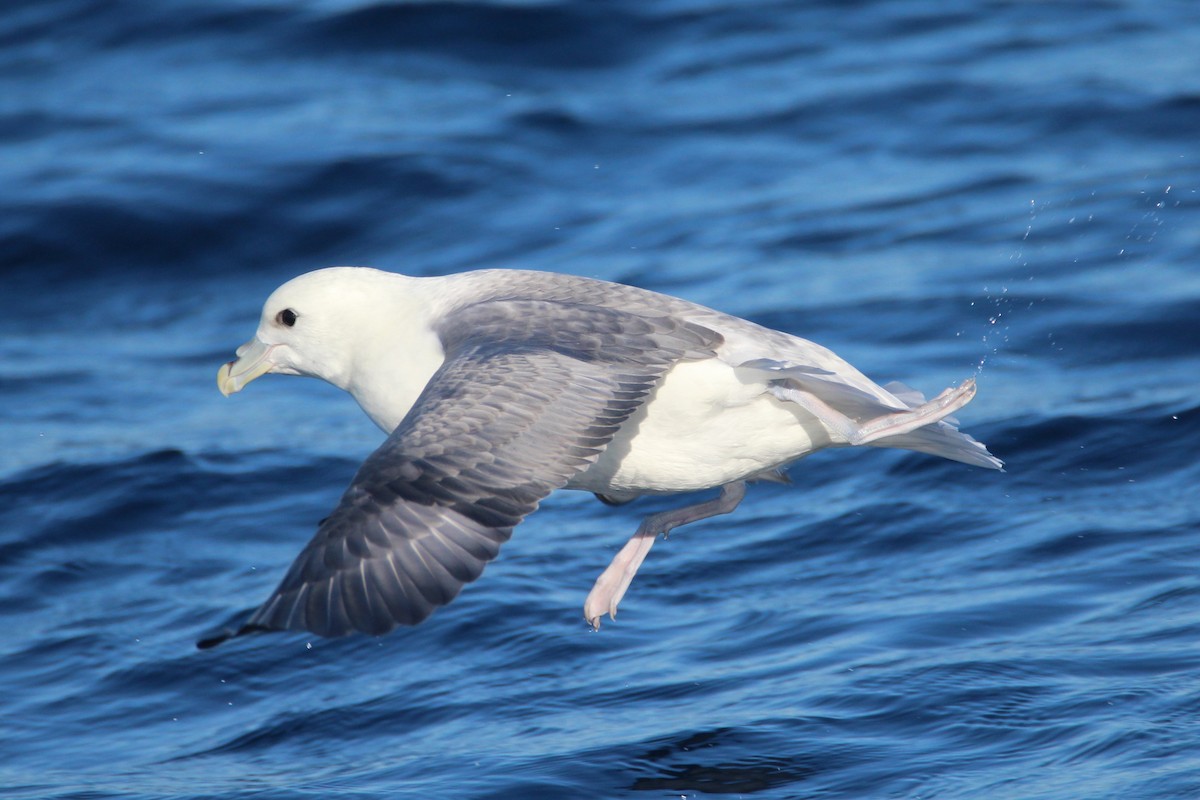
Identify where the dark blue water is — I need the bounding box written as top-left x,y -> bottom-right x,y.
3,1 -> 1200,797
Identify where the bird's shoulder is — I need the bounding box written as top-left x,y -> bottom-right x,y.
429,269 -> 726,359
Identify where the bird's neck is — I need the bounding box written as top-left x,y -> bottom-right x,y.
342,284 -> 448,434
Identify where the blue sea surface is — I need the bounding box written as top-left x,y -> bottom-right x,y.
3,1 -> 1200,797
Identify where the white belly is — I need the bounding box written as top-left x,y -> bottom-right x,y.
569,358 -> 825,495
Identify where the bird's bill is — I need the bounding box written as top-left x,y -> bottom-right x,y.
217,338 -> 276,397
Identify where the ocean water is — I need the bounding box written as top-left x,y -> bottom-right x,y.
3,0 -> 1200,797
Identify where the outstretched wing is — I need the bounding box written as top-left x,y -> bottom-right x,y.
199,300 -> 719,646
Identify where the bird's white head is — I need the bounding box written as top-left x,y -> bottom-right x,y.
217,267 -> 430,401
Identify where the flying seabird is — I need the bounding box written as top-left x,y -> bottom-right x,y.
198,267 -> 1000,648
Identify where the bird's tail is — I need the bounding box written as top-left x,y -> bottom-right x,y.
869,380 -> 1003,469
747,359 -> 1002,470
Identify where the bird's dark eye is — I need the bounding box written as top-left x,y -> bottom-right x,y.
276,308 -> 298,327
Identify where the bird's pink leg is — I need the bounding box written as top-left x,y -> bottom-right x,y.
771,378 -> 977,445
584,481 -> 747,629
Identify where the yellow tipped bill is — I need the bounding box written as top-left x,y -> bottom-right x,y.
217,338 -> 275,397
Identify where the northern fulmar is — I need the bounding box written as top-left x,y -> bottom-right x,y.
198,267 -> 1001,648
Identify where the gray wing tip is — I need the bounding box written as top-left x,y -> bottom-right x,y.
199,504 -> 513,646
195,621 -> 272,650
194,604 -> 405,650
195,629 -> 235,650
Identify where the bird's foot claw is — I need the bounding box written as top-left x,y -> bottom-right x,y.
583,569 -> 629,632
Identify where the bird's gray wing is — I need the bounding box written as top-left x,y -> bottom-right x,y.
199,300 -> 720,646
